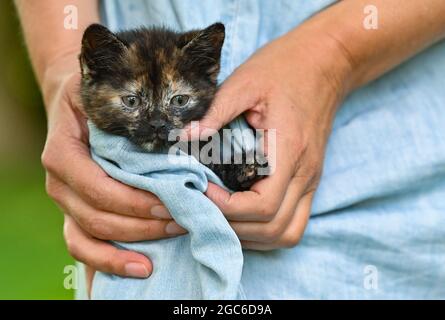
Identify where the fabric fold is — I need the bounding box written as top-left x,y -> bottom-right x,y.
89,119 -> 255,299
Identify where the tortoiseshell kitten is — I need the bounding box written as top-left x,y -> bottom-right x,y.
79,23 -> 266,191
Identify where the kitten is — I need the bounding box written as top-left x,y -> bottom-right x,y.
79,23 -> 267,191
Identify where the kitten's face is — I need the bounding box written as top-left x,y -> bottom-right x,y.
79,23 -> 225,150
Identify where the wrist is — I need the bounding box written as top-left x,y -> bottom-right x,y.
295,28 -> 354,96
41,53 -> 80,113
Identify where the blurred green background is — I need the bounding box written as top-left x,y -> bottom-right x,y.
0,1 -> 74,299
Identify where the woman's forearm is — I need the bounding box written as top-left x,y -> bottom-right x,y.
294,0 -> 445,92
15,0 -> 99,88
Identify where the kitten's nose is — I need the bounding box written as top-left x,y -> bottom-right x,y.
149,118 -> 166,131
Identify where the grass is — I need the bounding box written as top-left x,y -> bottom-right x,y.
0,0 -> 75,300
0,161 -> 74,299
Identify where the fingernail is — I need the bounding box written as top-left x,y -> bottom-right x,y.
125,262 -> 150,278
165,221 -> 187,235
151,205 -> 171,219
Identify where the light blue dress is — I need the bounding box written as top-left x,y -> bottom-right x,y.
81,0 -> 445,299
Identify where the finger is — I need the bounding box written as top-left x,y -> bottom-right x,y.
240,191 -> 314,250
229,177 -> 307,242
205,167 -> 290,221
44,142 -> 170,219
184,78 -> 261,139
63,215 -> 152,278
206,139 -> 294,221
59,181 -> 186,241
85,265 -> 95,299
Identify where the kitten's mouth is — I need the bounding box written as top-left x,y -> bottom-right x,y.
138,133 -> 171,152
133,128 -> 178,151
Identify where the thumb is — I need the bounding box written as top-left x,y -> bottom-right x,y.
184,81 -> 258,140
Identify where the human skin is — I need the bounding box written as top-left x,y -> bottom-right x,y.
15,0 -> 445,285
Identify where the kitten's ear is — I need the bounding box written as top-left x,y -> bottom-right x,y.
80,24 -> 127,77
179,23 -> 225,81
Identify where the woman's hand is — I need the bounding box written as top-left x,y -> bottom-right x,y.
195,0 -> 445,249
40,56 -> 186,279
190,29 -> 352,250
15,0 -> 188,282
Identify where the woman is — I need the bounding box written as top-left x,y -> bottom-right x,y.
16,0 -> 445,298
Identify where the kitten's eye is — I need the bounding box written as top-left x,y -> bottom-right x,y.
122,95 -> 141,108
170,95 -> 190,107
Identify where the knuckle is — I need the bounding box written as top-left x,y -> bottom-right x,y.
40,149 -> 49,169
64,233 -> 81,260
294,137 -> 308,159
306,158 -> 323,178
281,232 -> 302,248
41,145 -> 56,172
257,200 -> 280,220
262,222 -> 283,242
101,255 -> 116,273
83,185 -> 108,209
41,137 -> 63,173
129,195 -> 150,217
102,250 -> 124,274
142,220 -> 165,240
303,165 -> 323,190
45,177 -> 64,203
45,178 -> 56,199
83,216 -> 111,240
66,241 -> 81,260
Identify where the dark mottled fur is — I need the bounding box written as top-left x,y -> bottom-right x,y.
79,23 -> 266,191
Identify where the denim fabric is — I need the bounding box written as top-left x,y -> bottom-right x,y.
89,121 -> 247,299
86,0 -> 445,299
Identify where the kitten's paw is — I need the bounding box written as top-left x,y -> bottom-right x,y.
232,161 -> 269,191
236,163 -> 259,188
206,157 -> 269,192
